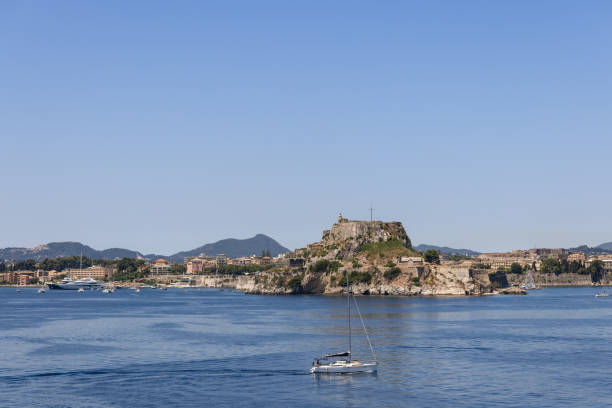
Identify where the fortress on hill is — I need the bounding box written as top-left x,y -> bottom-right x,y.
317,213 -> 412,251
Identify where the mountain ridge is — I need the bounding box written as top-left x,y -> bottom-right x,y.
0,235 -> 290,263
596,242 -> 612,252
414,244 -> 481,256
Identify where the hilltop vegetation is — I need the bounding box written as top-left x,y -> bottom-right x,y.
358,240 -> 419,260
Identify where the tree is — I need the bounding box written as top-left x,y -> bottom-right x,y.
310,259 -> 330,273
14,259 -> 37,271
172,263 -> 187,274
589,260 -> 605,283
0,262 -> 5,273
114,258 -> 148,281
384,267 -> 401,281
568,261 -> 583,274
540,258 -> 561,275
423,249 -> 440,264
510,262 -> 523,274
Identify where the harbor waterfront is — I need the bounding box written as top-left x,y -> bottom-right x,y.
1,287 -> 612,407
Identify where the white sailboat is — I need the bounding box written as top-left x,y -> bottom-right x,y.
520,270 -> 538,290
311,270 -> 378,374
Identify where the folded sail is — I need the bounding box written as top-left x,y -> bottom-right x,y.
323,351 -> 350,358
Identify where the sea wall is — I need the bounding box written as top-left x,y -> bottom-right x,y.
506,273 -> 612,287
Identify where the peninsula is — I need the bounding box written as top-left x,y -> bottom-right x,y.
194,215 -> 506,296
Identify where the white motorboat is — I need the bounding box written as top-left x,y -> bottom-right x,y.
77,288 -> 85,293
49,276 -> 103,291
48,254 -> 103,291
596,288 -> 609,297
311,270 -> 378,374
38,287 -> 46,293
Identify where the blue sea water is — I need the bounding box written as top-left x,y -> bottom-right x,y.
1,287 -> 612,407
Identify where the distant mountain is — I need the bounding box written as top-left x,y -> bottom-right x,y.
0,242 -> 148,262
414,244 -> 480,256
169,234 -> 290,262
568,244 -> 612,255
596,242 -> 612,252
0,234 -> 290,263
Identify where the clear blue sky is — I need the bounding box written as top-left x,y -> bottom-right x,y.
1,1 -> 611,254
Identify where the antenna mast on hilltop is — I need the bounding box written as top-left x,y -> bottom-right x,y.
369,204 -> 375,222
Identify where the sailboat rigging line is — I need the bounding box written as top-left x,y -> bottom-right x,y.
351,293 -> 376,361
346,269 -> 351,357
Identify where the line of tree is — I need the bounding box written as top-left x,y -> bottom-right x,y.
39,256 -> 94,271
539,258 -> 605,282
113,258 -> 149,281
12,259 -> 37,271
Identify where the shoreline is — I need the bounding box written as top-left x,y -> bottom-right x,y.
2,282 -> 609,297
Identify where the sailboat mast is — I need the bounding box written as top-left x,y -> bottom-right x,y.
346,268 -> 351,358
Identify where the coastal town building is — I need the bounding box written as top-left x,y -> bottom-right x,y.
0,270 -> 51,285
0,272 -> 14,283
288,258 -> 305,267
66,265 -> 112,279
230,256 -> 253,266
586,256 -> 612,274
476,252 -> 538,270
18,273 -> 34,285
150,259 -> 172,275
399,256 -> 424,265
184,252 -> 287,273
307,243 -> 324,252
215,254 -> 228,267
185,255 -> 217,274
536,248 -> 567,259
568,253 -> 586,264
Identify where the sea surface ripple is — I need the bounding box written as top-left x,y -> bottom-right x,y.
1,287 -> 611,407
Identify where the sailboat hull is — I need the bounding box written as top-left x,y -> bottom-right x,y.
310,361 -> 378,374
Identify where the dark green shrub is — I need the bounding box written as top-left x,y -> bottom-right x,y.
384,267 -> 401,281
311,259 -> 330,273
423,249 -> 440,264
488,270 -> 509,289
287,275 -> 302,289
339,271 -> 373,286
